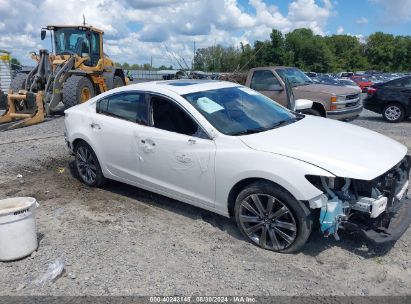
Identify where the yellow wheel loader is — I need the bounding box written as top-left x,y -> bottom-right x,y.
0,25 -> 127,130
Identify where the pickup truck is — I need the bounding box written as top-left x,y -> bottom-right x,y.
243,67 -> 363,120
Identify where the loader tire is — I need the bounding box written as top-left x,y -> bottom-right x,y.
62,75 -> 95,109
9,73 -> 29,111
112,75 -> 124,88
10,73 -> 28,93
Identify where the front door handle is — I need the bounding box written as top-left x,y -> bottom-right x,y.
90,123 -> 101,130
141,139 -> 155,146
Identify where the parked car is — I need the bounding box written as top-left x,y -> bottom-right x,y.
244,67 -> 362,120
351,76 -> 374,93
336,72 -> 354,78
337,78 -> 359,89
364,76 -> 411,122
65,80 -> 411,253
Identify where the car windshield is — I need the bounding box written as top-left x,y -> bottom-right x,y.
183,86 -> 299,136
276,68 -> 313,87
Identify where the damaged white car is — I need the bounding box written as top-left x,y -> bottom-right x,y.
64,80 -> 411,253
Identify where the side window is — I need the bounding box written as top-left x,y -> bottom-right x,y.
91,32 -> 101,66
97,92 -> 148,124
250,70 -> 281,91
151,96 -> 207,138
402,78 -> 411,88
389,79 -> 404,87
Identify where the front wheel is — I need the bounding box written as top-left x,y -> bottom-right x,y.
303,108 -> 321,116
62,76 -> 95,109
234,181 -> 312,253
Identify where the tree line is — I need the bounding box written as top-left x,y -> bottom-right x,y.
193,28 -> 411,73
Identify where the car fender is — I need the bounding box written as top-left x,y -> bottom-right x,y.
214,148 -> 335,215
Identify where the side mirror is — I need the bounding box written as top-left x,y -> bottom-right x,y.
41,29 -> 46,40
268,84 -> 283,91
295,99 -> 313,111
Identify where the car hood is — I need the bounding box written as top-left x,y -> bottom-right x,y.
294,83 -> 361,95
239,116 -> 407,180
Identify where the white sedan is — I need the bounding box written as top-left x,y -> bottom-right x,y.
64,80 -> 411,253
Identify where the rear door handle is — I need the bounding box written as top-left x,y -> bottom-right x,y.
90,123 -> 101,130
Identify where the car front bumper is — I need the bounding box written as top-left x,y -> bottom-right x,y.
326,105 -> 363,120
345,193 -> 411,244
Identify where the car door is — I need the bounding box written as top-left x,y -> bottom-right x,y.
135,94 -> 216,208
399,78 -> 411,113
249,70 -> 287,106
90,91 -> 149,185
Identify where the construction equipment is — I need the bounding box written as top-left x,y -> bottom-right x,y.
0,24 -> 127,130
0,50 -> 11,109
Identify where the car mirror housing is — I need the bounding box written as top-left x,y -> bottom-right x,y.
295,99 -> 313,111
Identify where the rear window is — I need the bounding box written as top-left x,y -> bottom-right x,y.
97,92 -> 148,124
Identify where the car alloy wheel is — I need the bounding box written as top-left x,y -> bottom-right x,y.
76,145 -> 98,185
238,193 -> 297,250
384,105 -> 403,122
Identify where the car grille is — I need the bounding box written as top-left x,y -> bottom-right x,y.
346,93 -> 360,101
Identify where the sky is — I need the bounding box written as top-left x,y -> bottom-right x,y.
0,0 -> 410,66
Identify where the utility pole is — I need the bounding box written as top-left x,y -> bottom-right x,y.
192,40 -> 196,70
150,56 -> 153,70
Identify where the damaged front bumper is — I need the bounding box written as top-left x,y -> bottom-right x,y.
307,155 -> 411,244
345,194 -> 411,244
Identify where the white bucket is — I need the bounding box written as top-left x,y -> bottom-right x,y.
0,197 -> 39,261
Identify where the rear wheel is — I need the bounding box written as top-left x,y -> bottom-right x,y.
10,73 -> 29,110
62,76 -> 95,109
112,75 -> 124,88
382,103 -> 405,123
234,181 -> 312,253
74,141 -> 106,187
10,73 -> 28,93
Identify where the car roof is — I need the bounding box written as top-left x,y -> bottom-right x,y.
122,80 -> 240,95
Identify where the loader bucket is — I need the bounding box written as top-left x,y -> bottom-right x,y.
0,90 -> 45,131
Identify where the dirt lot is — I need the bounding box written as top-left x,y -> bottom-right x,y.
0,109 -> 410,296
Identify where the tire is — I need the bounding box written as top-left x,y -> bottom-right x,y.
0,90 -> 6,109
112,75 -> 124,88
303,108 -> 321,116
74,141 -> 106,187
62,75 -> 95,109
10,73 -> 28,93
382,103 -> 405,123
234,181 -> 312,253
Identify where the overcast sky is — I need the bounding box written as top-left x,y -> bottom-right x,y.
1,0 -> 410,66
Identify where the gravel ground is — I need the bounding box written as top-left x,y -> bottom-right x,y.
0,109 -> 410,296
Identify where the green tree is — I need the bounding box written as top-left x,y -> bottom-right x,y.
10,58 -> 22,71
366,32 -> 394,71
325,35 -> 368,71
284,28 -> 334,72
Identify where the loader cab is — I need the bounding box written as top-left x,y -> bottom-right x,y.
44,26 -> 103,68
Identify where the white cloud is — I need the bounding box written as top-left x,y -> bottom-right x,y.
337,26 -> 344,34
370,0 -> 411,24
0,0 -> 335,66
356,17 -> 368,25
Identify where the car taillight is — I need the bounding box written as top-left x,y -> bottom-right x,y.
367,87 -> 377,94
